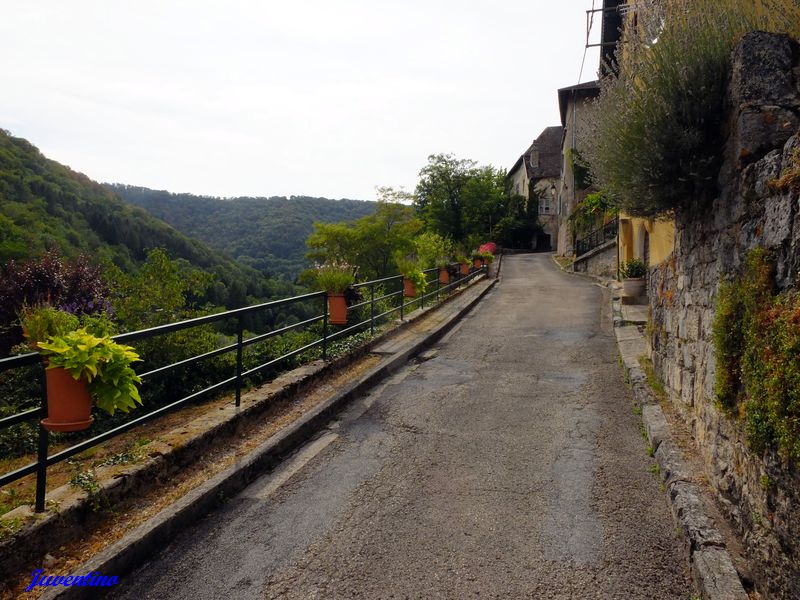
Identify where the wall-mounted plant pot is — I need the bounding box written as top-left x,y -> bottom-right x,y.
460,263 -> 469,276
439,269 -> 450,285
622,277 -> 646,297
403,278 -> 417,298
42,367 -> 94,432
327,293 -> 348,325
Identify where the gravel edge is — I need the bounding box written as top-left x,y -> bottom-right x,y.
611,313 -> 748,600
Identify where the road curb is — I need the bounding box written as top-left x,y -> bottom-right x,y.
39,278 -> 497,599
612,325 -> 748,600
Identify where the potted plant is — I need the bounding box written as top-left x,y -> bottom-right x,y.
471,251 -> 484,269
456,254 -> 470,276
437,258 -> 451,285
481,251 -> 495,264
312,261 -> 356,325
19,306 -> 142,432
620,258 -> 647,297
402,268 -> 428,298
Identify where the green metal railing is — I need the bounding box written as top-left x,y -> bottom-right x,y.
0,264 -> 486,512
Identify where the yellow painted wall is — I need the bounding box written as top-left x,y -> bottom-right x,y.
618,214 -> 675,267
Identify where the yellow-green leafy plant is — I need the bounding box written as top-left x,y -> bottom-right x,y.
37,329 -> 143,416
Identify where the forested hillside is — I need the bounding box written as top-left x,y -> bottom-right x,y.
0,129 -> 295,307
110,185 -> 376,278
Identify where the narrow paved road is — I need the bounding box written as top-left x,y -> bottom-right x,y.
119,255 -> 690,599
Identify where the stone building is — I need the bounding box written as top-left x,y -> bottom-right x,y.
555,81 -> 599,257
507,127 -> 563,251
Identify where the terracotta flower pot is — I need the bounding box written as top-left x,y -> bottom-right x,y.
403,278 -> 417,298
42,367 -> 94,432
439,268 -> 450,285
473,259 -> 482,269
622,277 -> 646,297
460,263 -> 469,276
327,293 -> 348,325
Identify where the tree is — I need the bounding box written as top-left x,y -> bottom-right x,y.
414,154 -> 476,242
414,154 -> 508,245
306,201 -> 422,280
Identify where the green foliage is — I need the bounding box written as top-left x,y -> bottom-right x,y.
38,328 -> 143,416
18,306 -> 80,346
306,200 -> 422,280
565,148 -> 591,191
713,248 -> 800,459
112,184 -> 376,279
414,155 -> 508,244
311,261 -> 355,293
402,269 -> 428,295
583,0 -> 800,217
104,248 -> 214,331
620,258 -> 647,279
569,192 -> 616,237
493,215 -> 541,249
413,231 -> 453,269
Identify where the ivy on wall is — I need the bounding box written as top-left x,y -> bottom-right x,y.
713,248 -> 800,459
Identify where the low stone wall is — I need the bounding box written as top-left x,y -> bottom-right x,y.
648,33 -> 800,599
572,239 -> 617,277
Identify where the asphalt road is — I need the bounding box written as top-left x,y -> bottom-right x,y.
118,254 -> 691,599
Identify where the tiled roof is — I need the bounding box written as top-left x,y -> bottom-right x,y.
526,126 -> 564,180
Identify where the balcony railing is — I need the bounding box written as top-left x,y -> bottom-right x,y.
0,264 -> 486,512
575,217 -> 619,257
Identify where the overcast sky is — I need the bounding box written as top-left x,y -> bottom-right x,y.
1,1 -> 601,201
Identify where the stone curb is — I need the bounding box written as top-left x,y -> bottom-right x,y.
612,325 -> 748,600
38,277 -> 498,599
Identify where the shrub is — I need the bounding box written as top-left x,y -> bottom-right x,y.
569,192 -> 616,237
583,0 -> 800,217
414,231 -> 453,269
311,261 -> 356,294
0,251 -> 110,355
620,258 -> 647,279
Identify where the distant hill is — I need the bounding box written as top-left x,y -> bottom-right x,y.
109,185 -> 376,278
0,129 -> 290,308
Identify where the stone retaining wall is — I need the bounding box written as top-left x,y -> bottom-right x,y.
648,32 -> 800,599
572,240 -> 617,278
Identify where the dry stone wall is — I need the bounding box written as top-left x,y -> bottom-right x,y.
649,32 -> 800,599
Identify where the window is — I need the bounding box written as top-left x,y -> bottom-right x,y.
539,196 -> 552,214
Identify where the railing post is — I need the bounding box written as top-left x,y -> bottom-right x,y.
370,284 -> 375,335
35,364 -> 49,513
436,271 -> 440,303
235,315 -> 244,408
322,294 -> 328,360
399,278 -> 404,321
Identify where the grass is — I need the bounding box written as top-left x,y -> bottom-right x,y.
554,256 -> 573,270
638,356 -> 667,401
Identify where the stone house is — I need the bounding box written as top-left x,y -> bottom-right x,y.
507,127 -> 563,251
555,81 -> 599,257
